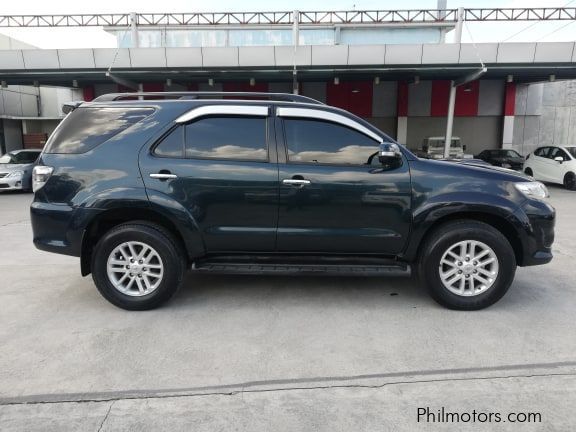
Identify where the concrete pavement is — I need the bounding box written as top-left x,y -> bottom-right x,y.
0,187 -> 575,430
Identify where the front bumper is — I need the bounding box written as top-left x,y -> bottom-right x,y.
0,176 -> 24,191
514,199 -> 555,266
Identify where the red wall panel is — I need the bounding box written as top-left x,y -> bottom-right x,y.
222,82 -> 268,93
82,86 -> 95,101
504,82 -> 516,116
430,80 -> 450,117
326,80 -> 372,117
397,81 -> 408,117
142,82 -> 164,92
455,80 -> 479,116
222,82 -> 268,99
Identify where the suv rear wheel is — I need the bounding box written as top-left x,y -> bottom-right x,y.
92,222 -> 186,310
419,220 -> 516,310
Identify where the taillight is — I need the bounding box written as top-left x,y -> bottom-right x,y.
32,165 -> 54,192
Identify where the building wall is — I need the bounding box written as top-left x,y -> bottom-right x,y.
0,86 -> 39,117
407,117 -> 502,155
1,119 -> 23,152
39,87 -> 83,117
88,78 -> 508,153
512,81 -> 576,156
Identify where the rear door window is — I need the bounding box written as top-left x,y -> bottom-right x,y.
184,116 -> 268,161
154,127 -> 184,158
44,107 -> 154,154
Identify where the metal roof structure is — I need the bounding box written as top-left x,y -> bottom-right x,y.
0,8 -> 575,27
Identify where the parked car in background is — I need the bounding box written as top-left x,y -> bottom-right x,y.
475,149 -> 524,171
31,92 -> 555,311
0,149 -> 42,192
415,136 -> 465,160
524,146 -> 576,190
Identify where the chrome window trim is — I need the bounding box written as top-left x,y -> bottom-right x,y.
276,107 -> 383,144
175,105 -> 269,124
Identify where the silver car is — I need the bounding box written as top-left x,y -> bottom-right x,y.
0,149 -> 42,192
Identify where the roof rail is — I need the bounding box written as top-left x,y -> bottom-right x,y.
93,92 -> 324,105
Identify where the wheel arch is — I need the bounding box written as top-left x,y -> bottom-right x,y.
80,206 -> 201,276
406,211 -> 524,266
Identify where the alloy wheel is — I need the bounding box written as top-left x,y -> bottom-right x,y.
438,240 -> 499,297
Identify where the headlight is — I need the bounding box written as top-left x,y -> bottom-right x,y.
6,170 -> 23,178
32,165 -> 54,192
514,181 -> 549,200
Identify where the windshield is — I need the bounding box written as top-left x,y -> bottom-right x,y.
0,151 -> 39,164
500,150 -> 521,157
428,139 -> 461,149
565,147 -> 576,159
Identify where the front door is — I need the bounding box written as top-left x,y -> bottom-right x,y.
275,108 -> 412,255
140,105 -> 279,252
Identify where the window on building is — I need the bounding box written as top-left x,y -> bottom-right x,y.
184,116 -> 268,160
283,118 -> 380,165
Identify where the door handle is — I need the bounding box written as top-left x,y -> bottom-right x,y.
150,173 -> 178,180
282,179 -> 311,186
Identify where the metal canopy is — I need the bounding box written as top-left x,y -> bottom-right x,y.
1,64 -> 575,88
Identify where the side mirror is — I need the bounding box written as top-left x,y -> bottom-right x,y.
554,156 -> 564,163
378,143 -> 402,165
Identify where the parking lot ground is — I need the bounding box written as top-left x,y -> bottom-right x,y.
1,187 -> 576,431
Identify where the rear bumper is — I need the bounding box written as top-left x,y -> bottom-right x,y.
30,201 -> 95,257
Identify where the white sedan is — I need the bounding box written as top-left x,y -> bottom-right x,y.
524,146 -> 576,190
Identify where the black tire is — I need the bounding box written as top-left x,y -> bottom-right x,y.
91,222 -> 186,310
418,220 -> 516,310
524,168 -> 533,177
563,172 -> 576,191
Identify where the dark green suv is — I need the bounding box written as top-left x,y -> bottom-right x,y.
31,92 -> 555,311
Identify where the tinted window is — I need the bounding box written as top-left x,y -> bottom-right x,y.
154,127 -> 184,158
534,147 -> 550,158
0,151 -> 39,164
284,118 -> 379,165
184,116 -> 267,160
45,107 -> 153,154
566,147 -> 576,159
15,151 -> 40,163
549,147 -> 570,161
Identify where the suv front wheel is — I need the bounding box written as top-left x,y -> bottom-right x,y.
92,222 -> 186,310
419,220 -> 516,310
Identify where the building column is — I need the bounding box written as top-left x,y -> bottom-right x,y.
396,81 -> 408,145
502,82 -> 516,149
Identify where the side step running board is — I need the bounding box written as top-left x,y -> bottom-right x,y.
191,262 -> 411,277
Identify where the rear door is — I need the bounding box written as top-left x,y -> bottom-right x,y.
275,107 -> 412,255
139,104 -> 279,252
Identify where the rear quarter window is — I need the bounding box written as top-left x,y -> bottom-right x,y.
44,107 -> 154,154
